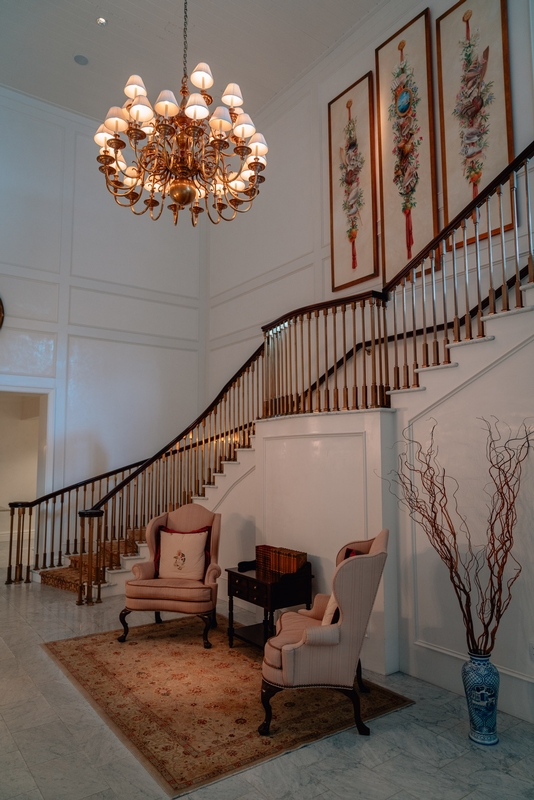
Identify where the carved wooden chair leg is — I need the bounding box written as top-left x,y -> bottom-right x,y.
338,687 -> 370,735
118,609 -> 131,643
155,612 -> 163,624
198,614 -> 213,649
210,608 -> 218,628
258,679 -> 283,735
356,659 -> 370,693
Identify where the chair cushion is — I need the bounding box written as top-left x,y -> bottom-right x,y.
125,578 -> 211,603
157,527 -> 209,580
264,616 -> 322,669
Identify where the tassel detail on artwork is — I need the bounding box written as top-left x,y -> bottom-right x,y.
404,207 -> 414,259
350,232 -> 358,269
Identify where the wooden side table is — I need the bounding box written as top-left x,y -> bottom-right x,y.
226,562 -> 313,648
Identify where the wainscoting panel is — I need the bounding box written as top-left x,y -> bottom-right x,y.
69,287 -> 198,341
264,431 -> 367,591
64,335 -> 199,484
209,262 -> 314,341
0,103 -> 64,274
0,329 -> 56,377
0,274 -> 59,323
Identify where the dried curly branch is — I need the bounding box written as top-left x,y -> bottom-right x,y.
391,418 -> 531,654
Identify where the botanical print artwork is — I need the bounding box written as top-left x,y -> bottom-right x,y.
388,39 -> 423,261
453,10 -> 494,200
376,10 -> 437,286
340,99 -> 364,271
329,72 -> 378,291
437,0 -> 513,233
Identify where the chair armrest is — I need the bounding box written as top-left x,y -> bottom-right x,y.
205,563 -> 221,584
302,625 -> 340,646
298,593 -> 330,621
132,561 -> 155,580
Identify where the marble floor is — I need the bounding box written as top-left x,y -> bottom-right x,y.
1,546 -> 534,800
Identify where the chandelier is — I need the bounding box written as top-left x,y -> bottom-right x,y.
94,0 -> 268,226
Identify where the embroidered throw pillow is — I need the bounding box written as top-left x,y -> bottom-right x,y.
157,526 -> 209,580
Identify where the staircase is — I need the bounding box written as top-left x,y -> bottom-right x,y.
6,140 -> 534,603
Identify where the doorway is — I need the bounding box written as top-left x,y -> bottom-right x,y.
0,392 -> 48,540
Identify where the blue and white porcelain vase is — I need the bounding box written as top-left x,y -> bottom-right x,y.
461,652 -> 499,745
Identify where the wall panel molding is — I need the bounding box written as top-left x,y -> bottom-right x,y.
0,274 -> 59,323
209,327 -> 262,351
415,639 -> 534,685
0,328 -> 56,377
69,286 -> 199,341
210,252 -> 314,307
67,275 -> 200,308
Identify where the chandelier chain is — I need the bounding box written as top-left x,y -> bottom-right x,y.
183,0 -> 188,81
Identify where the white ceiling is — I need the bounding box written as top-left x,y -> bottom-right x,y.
0,0 -> 380,123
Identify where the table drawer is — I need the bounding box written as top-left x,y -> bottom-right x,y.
228,574 -> 268,606
247,582 -> 268,606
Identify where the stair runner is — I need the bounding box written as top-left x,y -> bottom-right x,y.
40,529 -> 145,592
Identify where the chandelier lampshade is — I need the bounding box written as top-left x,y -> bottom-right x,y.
94,0 -> 267,226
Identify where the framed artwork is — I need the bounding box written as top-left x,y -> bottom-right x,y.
437,0 -> 514,241
328,71 -> 378,292
376,9 -> 438,286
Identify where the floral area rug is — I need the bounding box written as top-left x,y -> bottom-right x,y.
44,616 -> 413,797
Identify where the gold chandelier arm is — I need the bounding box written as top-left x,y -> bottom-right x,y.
204,198 -> 223,225
149,198 -> 166,221
113,194 -> 142,208
216,197 -> 238,222
130,202 -> 151,216
232,199 -> 255,213
104,177 -> 140,202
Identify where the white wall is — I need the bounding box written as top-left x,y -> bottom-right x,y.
206,0 -> 534,398
0,86 -> 205,495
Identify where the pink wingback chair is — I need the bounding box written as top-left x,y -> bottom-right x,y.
258,529 -> 389,736
118,503 -> 221,648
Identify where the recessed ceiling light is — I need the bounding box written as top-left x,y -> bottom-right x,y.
96,17 -> 107,26
74,55 -> 89,65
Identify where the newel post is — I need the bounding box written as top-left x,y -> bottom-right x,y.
78,509 -> 104,606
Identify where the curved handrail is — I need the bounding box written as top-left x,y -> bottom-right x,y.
8,138 -> 533,598
262,290 -> 386,333
383,139 -> 534,293
259,139 -> 534,333
8,458 -> 146,510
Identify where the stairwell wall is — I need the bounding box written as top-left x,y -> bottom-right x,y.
206,0 -> 534,399
0,86 -> 205,496
205,0 -> 534,719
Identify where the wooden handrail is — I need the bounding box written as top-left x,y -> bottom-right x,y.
262,290 -> 386,333
383,139 -> 534,293
7,138 -> 533,598
8,459 -> 146,510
